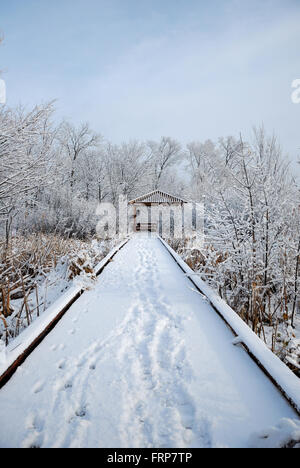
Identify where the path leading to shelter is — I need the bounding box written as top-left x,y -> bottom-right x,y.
0,234 -> 298,448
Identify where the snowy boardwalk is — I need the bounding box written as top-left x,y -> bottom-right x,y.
0,235 -> 298,448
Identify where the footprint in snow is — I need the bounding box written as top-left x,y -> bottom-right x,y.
183,428 -> 193,444
26,434 -> 44,449
32,381 -> 45,394
23,415 -> 45,449
75,406 -> 87,418
64,381 -> 73,390
89,361 -> 97,370
178,402 -> 196,430
26,414 -> 44,432
57,359 -> 66,370
54,377 -> 73,392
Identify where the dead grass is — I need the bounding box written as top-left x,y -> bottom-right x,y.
0,234 -> 112,343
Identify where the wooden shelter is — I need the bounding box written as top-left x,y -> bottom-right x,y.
129,190 -> 188,233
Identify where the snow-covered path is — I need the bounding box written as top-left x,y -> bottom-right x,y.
0,235 -> 298,448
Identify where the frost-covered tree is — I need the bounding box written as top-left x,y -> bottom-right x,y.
58,122 -> 101,190
185,127 -> 300,345
186,139 -> 220,200
0,102 -> 56,246
76,150 -> 108,203
104,141 -> 151,204
148,137 -> 182,190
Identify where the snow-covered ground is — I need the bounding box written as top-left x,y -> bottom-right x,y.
0,234 -> 299,448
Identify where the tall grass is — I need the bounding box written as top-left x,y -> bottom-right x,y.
0,234 -> 113,344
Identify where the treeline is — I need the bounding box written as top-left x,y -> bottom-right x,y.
0,102 -> 187,240
0,102 -> 299,368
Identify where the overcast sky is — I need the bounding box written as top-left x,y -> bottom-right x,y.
1,0 -> 300,170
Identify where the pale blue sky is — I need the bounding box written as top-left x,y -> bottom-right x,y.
1,0 -> 300,169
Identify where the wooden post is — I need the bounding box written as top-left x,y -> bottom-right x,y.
133,205 -> 137,232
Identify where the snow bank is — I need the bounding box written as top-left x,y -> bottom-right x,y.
248,418 -> 300,448
159,237 -> 300,416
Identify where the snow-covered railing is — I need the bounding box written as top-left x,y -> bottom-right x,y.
159,237 -> 300,417
0,239 -> 128,389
